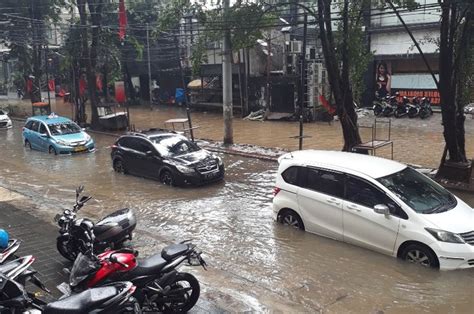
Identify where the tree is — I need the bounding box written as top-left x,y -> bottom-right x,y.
317,0 -> 363,151
438,0 -> 472,164
0,0 -> 65,103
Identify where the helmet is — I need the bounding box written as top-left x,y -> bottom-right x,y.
0,229 -> 9,249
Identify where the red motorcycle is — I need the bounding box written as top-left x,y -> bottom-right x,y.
66,240 -> 207,313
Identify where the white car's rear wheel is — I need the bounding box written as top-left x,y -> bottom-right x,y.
279,210 -> 304,230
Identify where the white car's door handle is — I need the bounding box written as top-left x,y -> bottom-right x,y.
347,204 -> 361,212
326,198 -> 340,205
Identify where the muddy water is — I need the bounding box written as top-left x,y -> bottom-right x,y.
1,122 -> 473,312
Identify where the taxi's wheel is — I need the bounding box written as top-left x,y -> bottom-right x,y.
48,146 -> 57,155
24,140 -> 32,150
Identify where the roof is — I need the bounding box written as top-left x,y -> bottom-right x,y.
29,115 -> 72,125
280,150 -> 406,179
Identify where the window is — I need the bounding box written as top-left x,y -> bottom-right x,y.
346,176 -> 408,219
303,168 -> 344,198
25,121 -> 34,130
48,122 -> 81,135
30,121 -> 40,132
120,137 -> 153,153
281,166 -> 299,185
39,123 -> 48,135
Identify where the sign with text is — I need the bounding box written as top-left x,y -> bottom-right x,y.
393,89 -> 440,105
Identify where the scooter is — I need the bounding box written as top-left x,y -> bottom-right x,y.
0,255 -> 50,294
394,96 -> 410,118
0,273 -> 139,313
55,185 -> 137,261
419,97 -> 433,119
407,97 -> 420,118
0,238 -> 21,264
64,229 -> 207,313
382,95 -> 397,117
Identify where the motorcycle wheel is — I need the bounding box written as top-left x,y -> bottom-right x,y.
373,105 -> 382,116
420,109 -> 429,119
158,272 -> 200,313
394,110 -> 402,118
56,238 -> 78,262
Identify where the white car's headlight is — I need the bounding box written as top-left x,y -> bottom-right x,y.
85,134 -> 92,142
176,164 -> 195,174
425,228 -> 465,243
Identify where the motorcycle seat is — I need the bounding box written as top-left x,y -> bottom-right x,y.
93,222 -> 119,235
43,286 -> 119,314
131,253 -> 167,276
161,244 -> 189,261
0,261 -> 21,274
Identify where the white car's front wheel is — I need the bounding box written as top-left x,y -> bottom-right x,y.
401,244 -> 439,268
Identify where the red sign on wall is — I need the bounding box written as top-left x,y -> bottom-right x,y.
394,89 -> 440,105
115,81 -> 126,103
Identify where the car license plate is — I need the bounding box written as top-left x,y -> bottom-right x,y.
204,171 -> 218,179
74,146 -> 86,152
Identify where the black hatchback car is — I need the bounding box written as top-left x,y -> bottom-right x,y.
111,129 -> 224,186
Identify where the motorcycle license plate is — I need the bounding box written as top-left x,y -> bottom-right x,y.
74,146 -> 86,152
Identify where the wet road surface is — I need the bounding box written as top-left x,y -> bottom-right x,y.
0,122 -> 473,312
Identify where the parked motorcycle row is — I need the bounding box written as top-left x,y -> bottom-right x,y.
373,94 -> 433,119
0,186 -> 207,313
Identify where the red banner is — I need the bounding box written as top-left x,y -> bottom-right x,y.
48,79 -> 55,92
96,74 -> 103,92
79,78 -> 87,97
115,81 -> 126,103
394,89 -> 440,105
118,0 -> 127,41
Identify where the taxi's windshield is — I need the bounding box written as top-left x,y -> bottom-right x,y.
49,122 -> 81,135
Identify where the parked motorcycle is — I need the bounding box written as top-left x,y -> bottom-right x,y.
0,273 -> 139,313
394,96 -> 410,118
382,95 -> 397,117
419,97 -> 433,119
55,185 -> 137,261
372,96 -> 386,117
0,238 -> 20,264
0,255 -> 50,294
65,231 -> 207,313
407,97 -> 420,118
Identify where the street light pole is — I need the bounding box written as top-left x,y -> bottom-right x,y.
298,13 -> 307,150
146,23 -> 153,110
222,0 -> 233,144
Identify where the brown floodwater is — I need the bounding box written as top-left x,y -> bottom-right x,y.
0,120 -> 473,312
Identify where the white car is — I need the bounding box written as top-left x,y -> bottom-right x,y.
272,150 -> 474,270
0,109 -> 12,129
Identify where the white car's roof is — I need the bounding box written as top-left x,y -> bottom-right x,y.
279,150 -> 406,179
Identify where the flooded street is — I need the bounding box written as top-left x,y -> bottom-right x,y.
1,121 -> 473,312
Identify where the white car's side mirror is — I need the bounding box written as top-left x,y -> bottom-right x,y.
373,204 -> 390,216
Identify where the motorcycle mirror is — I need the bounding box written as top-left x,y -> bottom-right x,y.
76,185 -> 84,196
79,195 -> 91,203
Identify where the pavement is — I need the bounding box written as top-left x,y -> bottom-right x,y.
0,188 -> 224,313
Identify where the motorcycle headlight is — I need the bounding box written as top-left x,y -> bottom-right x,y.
176,164 -> 195,174
425,228 -> 465,244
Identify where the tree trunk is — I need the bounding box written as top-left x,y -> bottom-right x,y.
317,0 -> 361,151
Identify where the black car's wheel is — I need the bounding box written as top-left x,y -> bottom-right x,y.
159,170 -> 174,186
279,209 -> 305,230
56,238 -> 77,262
25,140 -> 32,150
401,244 -> 439,268
159,272 -> 200,313
113,159 -> 127,174
48,146 -> 57,155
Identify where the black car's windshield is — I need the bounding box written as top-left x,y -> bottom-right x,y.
377,167 -> 456,214
49,122 -> 81,135
149,135 -> 201,156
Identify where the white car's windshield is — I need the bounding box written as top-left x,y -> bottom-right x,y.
149,135 -> 200,157
49,122 -> 81,135
377,167 -> 456,214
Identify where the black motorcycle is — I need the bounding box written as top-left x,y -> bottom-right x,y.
373,96 -> 386,117
0,273 -> 139,313
55,185 -> 137,261
419,97 -> 433,119
394,96 -> 410,118
382,95 -> 397,117
407,97 -> 420,118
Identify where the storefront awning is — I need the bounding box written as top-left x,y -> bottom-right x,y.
391,73 -> 439,89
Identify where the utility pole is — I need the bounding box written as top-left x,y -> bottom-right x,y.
222,0 -> 233,144
298,13 -> 308,150
44,44 -> 51,107
146,23 -> 153,110
266,34 -> 271,114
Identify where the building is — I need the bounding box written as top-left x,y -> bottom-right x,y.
368,0 -> 441,105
